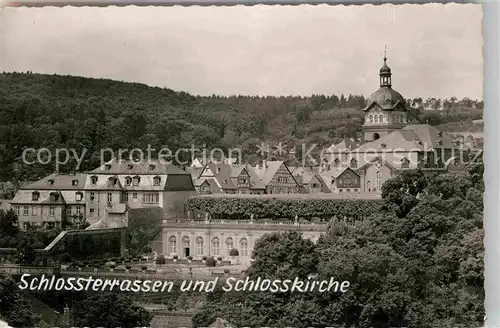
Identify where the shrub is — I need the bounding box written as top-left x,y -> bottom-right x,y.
202,256 -> 207,261
205,257 -> 217,267
125,265 -> 131,270
141,265 -> 147,271
187,256 -> 193,260
217,256 -> 222,261
173,255 -> 178,260
156,255 -> 166,265
142,245 -> 152,253
229,248 -> 239,256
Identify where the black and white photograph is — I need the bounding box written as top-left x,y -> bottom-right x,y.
0,3 -> 485,328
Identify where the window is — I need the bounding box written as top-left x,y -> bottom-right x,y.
350,158 -> 358,168
376,171 -> 382,191
125,177 -> 132,186
379,114 -> 384,123
237,177 -> 247,184
133,176 -> 140,186
49,206 -> 55,216
31,206 -> 36,216
75,192 -> 83,201
48,179 -> 54,185
23,222 -> 29,230
76,206 -> 82,215
339,189 -> 343,193
366,181 -> 371,192
72,180 -> 78,186
107,193 -> 112,202
392,114 -> 396,122
212,237 -> 220,256
91,176 -> 98,185
90,192 -> 95,202
123,193 -> 129,202
105,164 -> 111,170
153,176 -> 161,186
169,236 -> 177,255
90,208 -> 95,214
369,114 -> 373,123
240,238 -> 248,256
226,238 -> 234,256
32,192 -> 39,201
334,158 -> 340,167
133,192 -> 138,201
354,189 -> 358,192
143,192 -> 159,204
50,193 -> 59,202
374,115 -> 379,123
23,206 -> 29,216
15,206 -> 20,216
401,158 -> 410,169
66,207 -> 72,215
196,237 -> 204,256
108,177 -> 117,187
182,236 -> 190,250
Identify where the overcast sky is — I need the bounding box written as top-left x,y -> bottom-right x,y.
0,3 -> 482,99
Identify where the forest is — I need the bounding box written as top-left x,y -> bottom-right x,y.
0,72 -> 483,183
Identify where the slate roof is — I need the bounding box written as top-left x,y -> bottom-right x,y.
91,158 -> 187,175
21,173 -> 87,190
11,190 -> 66,205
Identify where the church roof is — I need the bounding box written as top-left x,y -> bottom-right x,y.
362,86 -> 406,112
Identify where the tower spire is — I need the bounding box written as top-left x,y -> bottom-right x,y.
379,45 -> 391,87
384,45 -> 387,63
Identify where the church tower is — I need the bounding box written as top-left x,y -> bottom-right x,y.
362,50 -> 408,142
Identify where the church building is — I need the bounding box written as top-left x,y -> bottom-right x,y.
322,55 -> 463,194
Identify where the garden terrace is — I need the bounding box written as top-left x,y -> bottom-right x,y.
186,194 -> 384,220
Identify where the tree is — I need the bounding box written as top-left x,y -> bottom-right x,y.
0,277 -> 41,327
72,293 -> 152,328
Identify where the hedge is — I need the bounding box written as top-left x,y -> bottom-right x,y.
186,195 -> 384,219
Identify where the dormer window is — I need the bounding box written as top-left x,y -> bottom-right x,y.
72,179 -> 78,186
90,176 -> 98,185
334,158 -> 340,167
153,176 -> 161,186
125,176 -> 132,186
127,163 -> 134,170
108,177 -> 118,187
350,158 -> 358,168
437,140 -> 443,146
32,192 -> 40,201
217,167 -> 221,174
49,193 -> 59,202
105,164 -> 111,170
149,164 -> 156,170
75,192 -> 83,201
437,131 -> 443,137
133,176 -> 140,186
381,143 -> 387,149
48,179 -> 54,185
401,158 -> 410,169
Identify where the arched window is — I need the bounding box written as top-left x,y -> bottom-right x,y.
369,114 -> 373,123
32,191 -> 40,201
153,176 -> 161,186
212,237 -> 220,256
75,192 -> 83,201
366,181 -> 371,192
391,114 -> 396,122
226,237 -> 234,256
350,158 -> 358,168
125,176 -> 132,186
196,237 -> 204,256
182,236 -> 190,249
169,236 -> 176,255
374,115 -> 379,123
240,238 -> 248,256
334,158 -> 340,167
376,171 -> 382,192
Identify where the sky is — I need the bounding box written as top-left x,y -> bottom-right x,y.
0,3 -> 483,99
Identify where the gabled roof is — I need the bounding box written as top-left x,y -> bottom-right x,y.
194,178 -> 222,193
12,190 -> 67,205
91,158 -> 187,175
244,165 -> 267,190
200,163 -> 237,190
255,161 -> 298,186
357,156 -> 397,171
21,173 -> 87,190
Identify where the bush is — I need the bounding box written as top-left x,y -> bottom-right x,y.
125,265 -> 131,270
205,257 -> 216,267
60,253 -> 72,263
119,257 -> 125,262
187,256 -> 193,260
110,264 -> 116,269
156,255 -> 166,265
173,255 -> 178,260
140,258 -> 147,262
217,256 -> 222,261
142,245 -> 152,254
202,256 -> 207,261
77,261 -> 83,268
141,265 -> 147,271
229,248 -> 239,256
186,195 -> 383,220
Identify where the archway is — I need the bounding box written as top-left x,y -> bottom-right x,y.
373,133 -> 380,140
